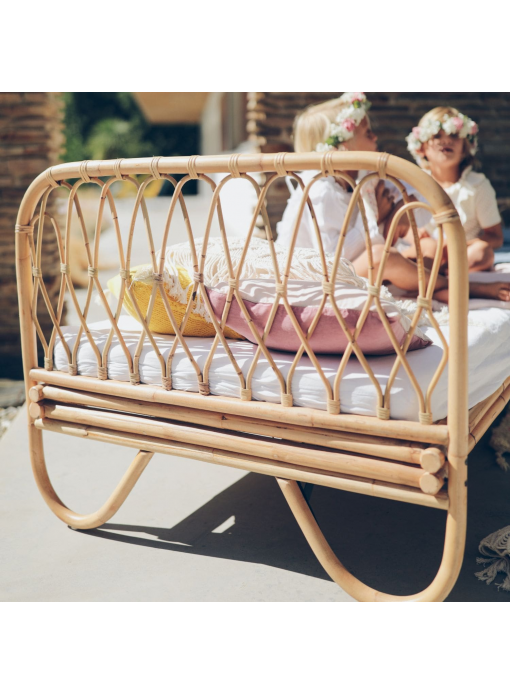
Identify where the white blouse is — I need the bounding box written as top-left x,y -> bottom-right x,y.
276,170 -> 379,261
275,170 -> 429,260
425,167 -> 501,241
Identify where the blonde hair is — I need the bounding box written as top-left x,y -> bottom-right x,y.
293,96 -> 370,153
417,106 -> 476,172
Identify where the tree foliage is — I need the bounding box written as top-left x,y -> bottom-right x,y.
63,92 -> 199,162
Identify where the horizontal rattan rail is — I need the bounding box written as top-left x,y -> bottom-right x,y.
16,151 -> 496,602
29,384 -> 445,469
32,414 -> 448,511
28,368 -> 450,445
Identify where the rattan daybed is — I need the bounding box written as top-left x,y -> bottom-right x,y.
15,152 -> 510,602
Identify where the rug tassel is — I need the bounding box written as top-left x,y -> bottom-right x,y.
489,408 -> 510,471
475,525 -> 510,591
495,450 -> 510,472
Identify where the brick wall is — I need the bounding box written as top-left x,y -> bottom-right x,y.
0,92 -> 65,376
247,92 -> 510,233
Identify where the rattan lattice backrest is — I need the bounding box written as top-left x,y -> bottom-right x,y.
17,153 -> 463,423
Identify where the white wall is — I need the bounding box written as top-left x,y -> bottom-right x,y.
200,92 -> 224,156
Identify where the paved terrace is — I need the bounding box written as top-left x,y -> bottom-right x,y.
1,186 -> 509,601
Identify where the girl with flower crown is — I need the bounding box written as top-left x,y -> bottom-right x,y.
277,94 -> 423,281
276,94 -> 510,302
405,106 -> 503,273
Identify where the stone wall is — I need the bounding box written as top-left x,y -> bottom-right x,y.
247,92 -> 510,233
0,92 -> 65,377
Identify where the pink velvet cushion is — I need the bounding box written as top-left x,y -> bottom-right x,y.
206,279 -> 431,355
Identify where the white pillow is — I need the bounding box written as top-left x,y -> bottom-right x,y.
157,236 -> 367,288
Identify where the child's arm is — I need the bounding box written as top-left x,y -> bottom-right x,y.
383,199 -> 408,241
383,197 -> 431,244
375,181 -> 395,225
478,223 -> 503,249
476,178 -> 503,249
401,225 -> 431,244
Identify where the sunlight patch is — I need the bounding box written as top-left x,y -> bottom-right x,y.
211,515 -> 236,534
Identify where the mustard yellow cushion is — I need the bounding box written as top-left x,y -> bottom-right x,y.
107,264 -> 243,339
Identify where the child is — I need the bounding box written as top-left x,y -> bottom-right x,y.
277,93 -> 434,291
276,93 -> 510,302
406,106 -> 503,272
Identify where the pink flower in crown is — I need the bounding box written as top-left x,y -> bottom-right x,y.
350,92 -> 365,103
343,118 -> 356,132
412,127 -> 421,138
451,117 -> 464,131
470,123 -> 479,135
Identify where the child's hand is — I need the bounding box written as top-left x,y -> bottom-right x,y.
375,181 -> 395,224
382,199 -> 410,241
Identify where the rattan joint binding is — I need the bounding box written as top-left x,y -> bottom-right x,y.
420,412 -> 433,425
79,161 -> 91,183
240,388 -> 252,401
45,168 -> 59,189
228,154 -> 241,178
281,393 -> 293,407
417,297 -> 432,310
320,151 -> 335,177
32,267 -> 42,278
327,399 -> 341,415
97,366 -> 108,380
130,373 -> 140,385
162,376 -> 172,390
378,153 -> 390,180
150,156 -> 162,180
274,153 -> 287,177
60,263 -> 69,275
88,266 -> 97,278
113,158 -> 124,180
15,225 -> 34,234
377,407 -> 390,420
43,357 -> 53,371
198,381 -> 210,396
187,156 -> 199,179
433,209 -> 460,226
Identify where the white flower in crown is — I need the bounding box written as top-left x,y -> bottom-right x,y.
315,92 -> 372,152
406,112 -> 479,164
316,142 -> 335,152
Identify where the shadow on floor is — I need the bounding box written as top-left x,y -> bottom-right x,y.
78,433 -> 510,601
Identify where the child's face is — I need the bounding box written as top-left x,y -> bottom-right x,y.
420,130 -> 464,169
344,118 -> 378,152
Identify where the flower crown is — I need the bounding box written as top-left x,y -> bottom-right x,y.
406,112 -> 479,164
316,92 -> 372,153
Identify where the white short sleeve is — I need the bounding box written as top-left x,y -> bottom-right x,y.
476,178 -> 501,229
277,173 -> 368,261
310,180 -> 367,260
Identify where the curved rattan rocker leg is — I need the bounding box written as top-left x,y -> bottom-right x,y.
30,427 -> 152,530
277,476 -> 466,602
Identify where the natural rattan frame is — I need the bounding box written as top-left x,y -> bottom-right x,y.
16,151 -> 497,602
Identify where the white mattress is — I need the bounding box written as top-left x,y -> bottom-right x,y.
54,310 -> 510,423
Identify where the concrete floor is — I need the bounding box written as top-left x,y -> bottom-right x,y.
1,405 -> 509,602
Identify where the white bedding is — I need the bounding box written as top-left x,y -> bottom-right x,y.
54,309 -> 510,423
